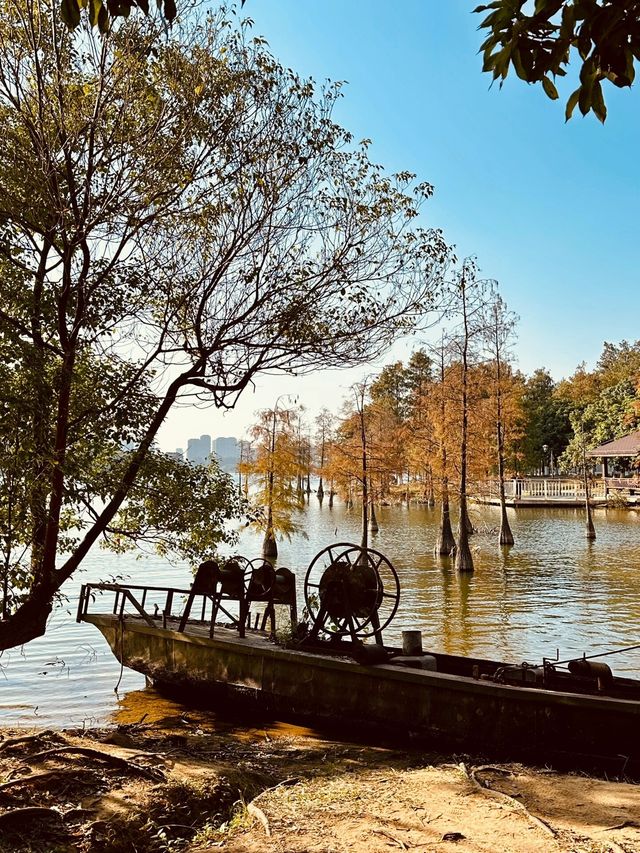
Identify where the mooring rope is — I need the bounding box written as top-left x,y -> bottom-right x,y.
114,614 -> 125,693
546,642 -> 640,669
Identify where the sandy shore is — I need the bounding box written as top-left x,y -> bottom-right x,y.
1,718 -> 639,852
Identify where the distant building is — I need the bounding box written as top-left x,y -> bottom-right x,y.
165,450 -> 183,463
186,434 -> 212,465
213,436 -> 240,473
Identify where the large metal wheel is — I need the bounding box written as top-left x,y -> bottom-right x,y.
224,556 -> 276,599
303,543 -> 400,641
245,557 -> 276,600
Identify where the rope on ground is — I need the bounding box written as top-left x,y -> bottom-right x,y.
245,777 -> 300,838
114,614 -> 125,693
461,763 -> 557,839
248,777 -> 300,802
246,802 -> 270,836
373,827 -> 408,849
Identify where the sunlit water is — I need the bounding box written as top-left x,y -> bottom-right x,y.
2,499 -> 640,728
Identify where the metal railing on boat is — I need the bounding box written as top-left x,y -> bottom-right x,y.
77,572 -> 297,639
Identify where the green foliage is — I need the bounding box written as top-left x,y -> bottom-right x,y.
597,339 -> 640,387
511,368 -> 572,471
106,452 -> 248,564
560,380 -> 639,468
61,0 -> 175,34
475,0 -> 640,122
370,362 -> 410,420
369,349 -> 433,422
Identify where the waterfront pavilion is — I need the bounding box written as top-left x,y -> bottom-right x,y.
586,429 -> 640,496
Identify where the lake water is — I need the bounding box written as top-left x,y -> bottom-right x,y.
2,499 -> 640,728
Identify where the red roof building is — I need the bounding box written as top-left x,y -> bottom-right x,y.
586,429 -> 640,492
586,429 -> 640,460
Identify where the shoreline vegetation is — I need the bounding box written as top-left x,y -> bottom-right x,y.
1,718 -> 639,853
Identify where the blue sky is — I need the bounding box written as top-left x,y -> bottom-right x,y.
159,0 -> 640,450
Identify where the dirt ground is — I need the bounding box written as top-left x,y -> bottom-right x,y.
1,716 -> 639,853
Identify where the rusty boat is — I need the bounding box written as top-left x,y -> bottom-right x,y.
78,543 -> 640,771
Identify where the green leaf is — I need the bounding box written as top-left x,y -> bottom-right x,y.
565,88 -> 580,121
511,48 -> 528,81
492,44 -> 512,81
591,80 -> 607,123
624,48 -> 636,86
578,83 -> 592,116
541,76 -> 559,100
60,0 -> 81,29
560,3 -> 576,40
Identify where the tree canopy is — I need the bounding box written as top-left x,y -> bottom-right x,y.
475,0 -> 640,122
0,0 -> 449,650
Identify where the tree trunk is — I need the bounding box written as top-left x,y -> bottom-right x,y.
317,476 -> 324,499
264,409 -> 278,557
359,405 -> 369,549
455,493 -> 474,571
435,342 -> 455,556
263,501 -> 278,558
360,485 -> 369,549
461,503 -> 474,535
369,479 -> 379,532
455,269 -> 474,572
0,585 -> 54,650
262,531 -> 278,558
436,475 -> 456,556
583,447 -> 596,540
497,422 -> 514,546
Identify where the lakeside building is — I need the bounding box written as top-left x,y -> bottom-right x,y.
587,429 -> 640,496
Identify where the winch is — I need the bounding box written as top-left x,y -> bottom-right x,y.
302,543 -> 400,645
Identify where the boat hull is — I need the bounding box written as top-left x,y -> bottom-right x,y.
87,614 -> 640,769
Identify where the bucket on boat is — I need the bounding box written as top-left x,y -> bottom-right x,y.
402,630 -> 423,656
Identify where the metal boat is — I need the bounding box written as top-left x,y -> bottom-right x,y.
78,543 -> 640,771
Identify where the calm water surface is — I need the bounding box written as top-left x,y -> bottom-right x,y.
2,501 -> 640,727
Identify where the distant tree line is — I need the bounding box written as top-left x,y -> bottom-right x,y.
242,312 -> 640,569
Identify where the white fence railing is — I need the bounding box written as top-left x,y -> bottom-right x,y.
482,478 -> 606,501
